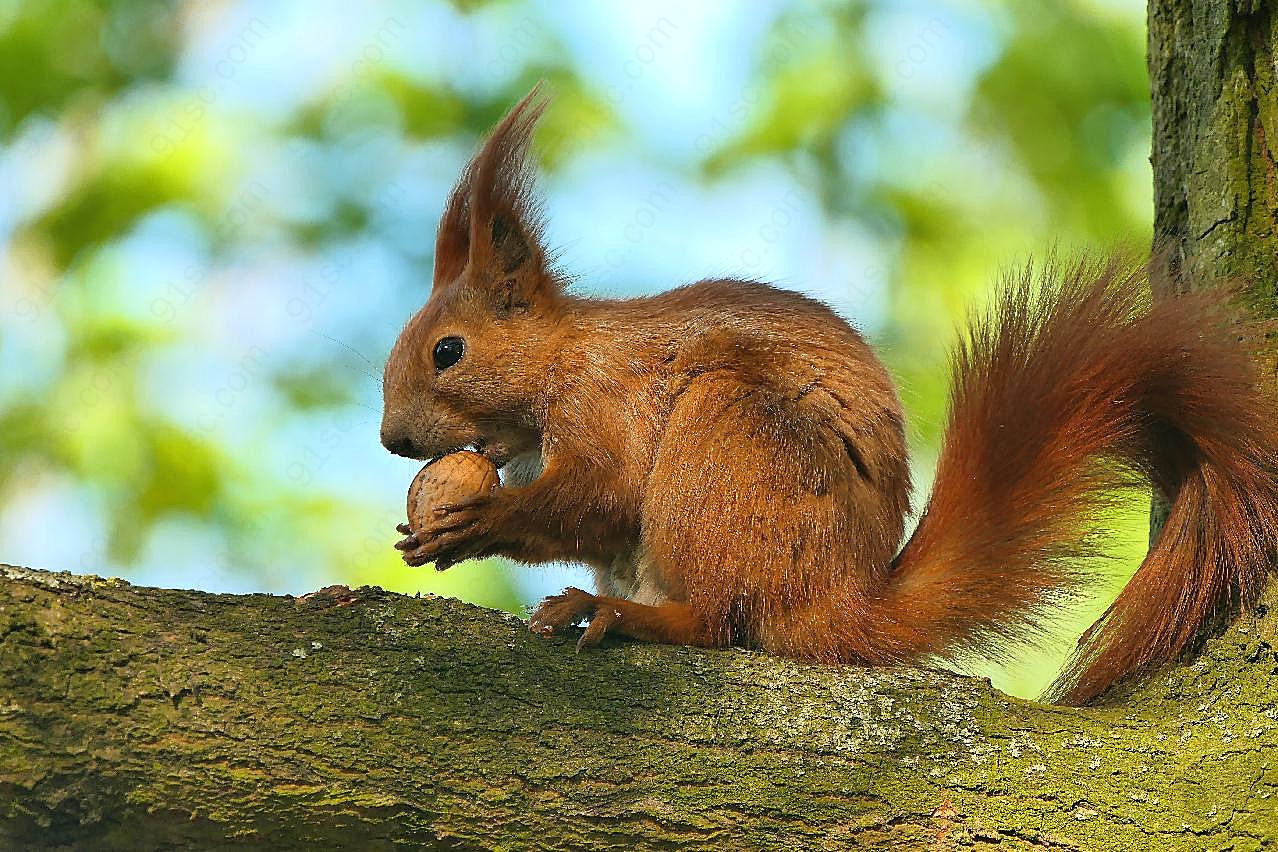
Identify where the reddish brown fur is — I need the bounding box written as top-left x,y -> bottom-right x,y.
381,91 -> 1278,706
885,258 -> 1278,702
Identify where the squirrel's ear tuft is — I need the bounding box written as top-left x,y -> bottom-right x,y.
432,162 -> 473,291
460,85 -> 557,311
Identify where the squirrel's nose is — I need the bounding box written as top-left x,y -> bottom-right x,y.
381,432 -> 420,459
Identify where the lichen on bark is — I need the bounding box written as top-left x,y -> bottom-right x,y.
1,564 -> 1276,850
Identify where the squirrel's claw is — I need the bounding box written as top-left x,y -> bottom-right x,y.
529,587 -> 618,649
398,495 -> 496,569
432,493 -> 491,518
576,607 -> 620,651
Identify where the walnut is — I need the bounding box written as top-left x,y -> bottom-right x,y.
405,451 -> 500,534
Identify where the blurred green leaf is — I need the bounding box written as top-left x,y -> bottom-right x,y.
272,364 -> 358,410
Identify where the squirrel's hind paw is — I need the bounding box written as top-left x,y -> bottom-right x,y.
529,587 -> 620,651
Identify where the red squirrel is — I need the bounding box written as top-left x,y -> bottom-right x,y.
380,89 -> 1278,705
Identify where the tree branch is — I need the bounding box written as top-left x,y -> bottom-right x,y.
1,564 -> 1275,850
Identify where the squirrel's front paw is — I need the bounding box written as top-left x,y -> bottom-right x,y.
395,494 -> 498,571
529,587 -> 621,651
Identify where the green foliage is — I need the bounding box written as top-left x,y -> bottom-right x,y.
0,1 -> 162,133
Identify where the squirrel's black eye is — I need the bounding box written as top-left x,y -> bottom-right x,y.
432,336 -> 464,370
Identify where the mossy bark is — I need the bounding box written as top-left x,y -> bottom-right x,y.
1,564 -> 1277,851
1149,0 -> 1276,293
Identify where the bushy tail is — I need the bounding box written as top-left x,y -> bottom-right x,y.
884,255 -> 1278,705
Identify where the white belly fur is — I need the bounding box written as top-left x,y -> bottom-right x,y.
594,546 -> 667,606
506,450 -> 667,606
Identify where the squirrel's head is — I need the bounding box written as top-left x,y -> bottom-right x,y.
381,88 -> 562,467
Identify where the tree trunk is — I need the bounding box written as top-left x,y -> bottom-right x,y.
1149,0 -> 1276,292
3,3 -> 1276,851
1146,0 -> 1276,559
1,563 -> 1276,851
